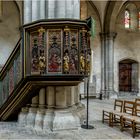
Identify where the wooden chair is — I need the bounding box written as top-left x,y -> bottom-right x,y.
102,99 -> 123,126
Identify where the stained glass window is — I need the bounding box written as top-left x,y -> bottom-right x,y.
0,1 -> 2,17
138,12 -> 140,29
125,10 -> 130,28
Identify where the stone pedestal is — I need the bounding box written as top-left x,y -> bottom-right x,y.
45,86 -> 84,131
18,107 -> 29,126
43,109 -> 54,131
26,107 -> 37,128
34,108 -> 45,130
26,95 -> 38,128
18,86 -> 85,131
53,109 -> 79,131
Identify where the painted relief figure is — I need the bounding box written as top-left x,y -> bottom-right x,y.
38,27 -> 45,47
63,50 -> 69,73
69,59 -> 76,73
31,37 -> 39,73
86,52 -> 91,73
48,31 -> 62,73
39,50 -> 46,74
31,27 -> 46,74
32,38 -> 38,57
49,52 -> 61,72
32,55 -> 38,71
69,30 -> 78,74
80,51 -> 85,72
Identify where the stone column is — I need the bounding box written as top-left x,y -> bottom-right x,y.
73,0 -> 80,19
107,33 -> 117,96
67,86 -> 75,107
48,0 -> 55,19
52,86 -> 81,131
66,0 -> 73,18
40,0 -> 46,19
55,0 -> 66,18
74,86 -> 80,104
46,86 -> 55,108
43,86 -> 55,131
24,0 -> 32,24
55,86 -> 67,108
32,0 -> 40,22
31,95 -> 39,108
35,88 -> 46,130
100,33 -> 105,98
39,88 -> 46,108
100,32 -> 117,99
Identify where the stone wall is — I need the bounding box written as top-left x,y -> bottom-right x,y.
0,1 -> 20,67
114,6 -> 140,92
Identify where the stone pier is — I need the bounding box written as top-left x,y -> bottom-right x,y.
18,86 -> 85,131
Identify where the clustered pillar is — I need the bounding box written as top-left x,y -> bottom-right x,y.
24,0 -> 80,24
18,86 -> 85,131
100,32 -> 117,99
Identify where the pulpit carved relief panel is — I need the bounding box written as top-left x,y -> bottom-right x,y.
25,20 -> 91,78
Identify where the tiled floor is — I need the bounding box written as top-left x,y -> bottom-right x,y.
0,98 -> 139,139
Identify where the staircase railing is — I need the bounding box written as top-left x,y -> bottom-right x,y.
0,38 -> 22,106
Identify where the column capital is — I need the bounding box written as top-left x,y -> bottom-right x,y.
99,32 -> 117,40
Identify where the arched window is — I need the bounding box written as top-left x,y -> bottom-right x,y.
125,10 -> 130,28
0,0 -> 2,17
138,12 -> 140,29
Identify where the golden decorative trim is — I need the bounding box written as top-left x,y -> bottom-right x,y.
38,27 -> 45,33
64,26 -> 70,32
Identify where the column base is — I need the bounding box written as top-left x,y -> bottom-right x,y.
18,107 -> 29,126
18,103 -> 85,131
100,90 -> 118,99
34,108 -> 45,130
43,109 -> 54,131
52,109 -> 79,131
26,107 -> 37,128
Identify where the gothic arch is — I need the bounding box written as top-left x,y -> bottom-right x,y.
119,58 -> 138,63
104,1 -> 129,32
88,1 -> 102,31
14,0 -> 22,25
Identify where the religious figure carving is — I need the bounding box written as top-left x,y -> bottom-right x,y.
86,52 -> 91,73
63,50 -> 69,73
39,50 -> 46,74
80,52 -> 85,72
38,27 -> 45,49
32,54 -> 38,71
49,53 -> 61,72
